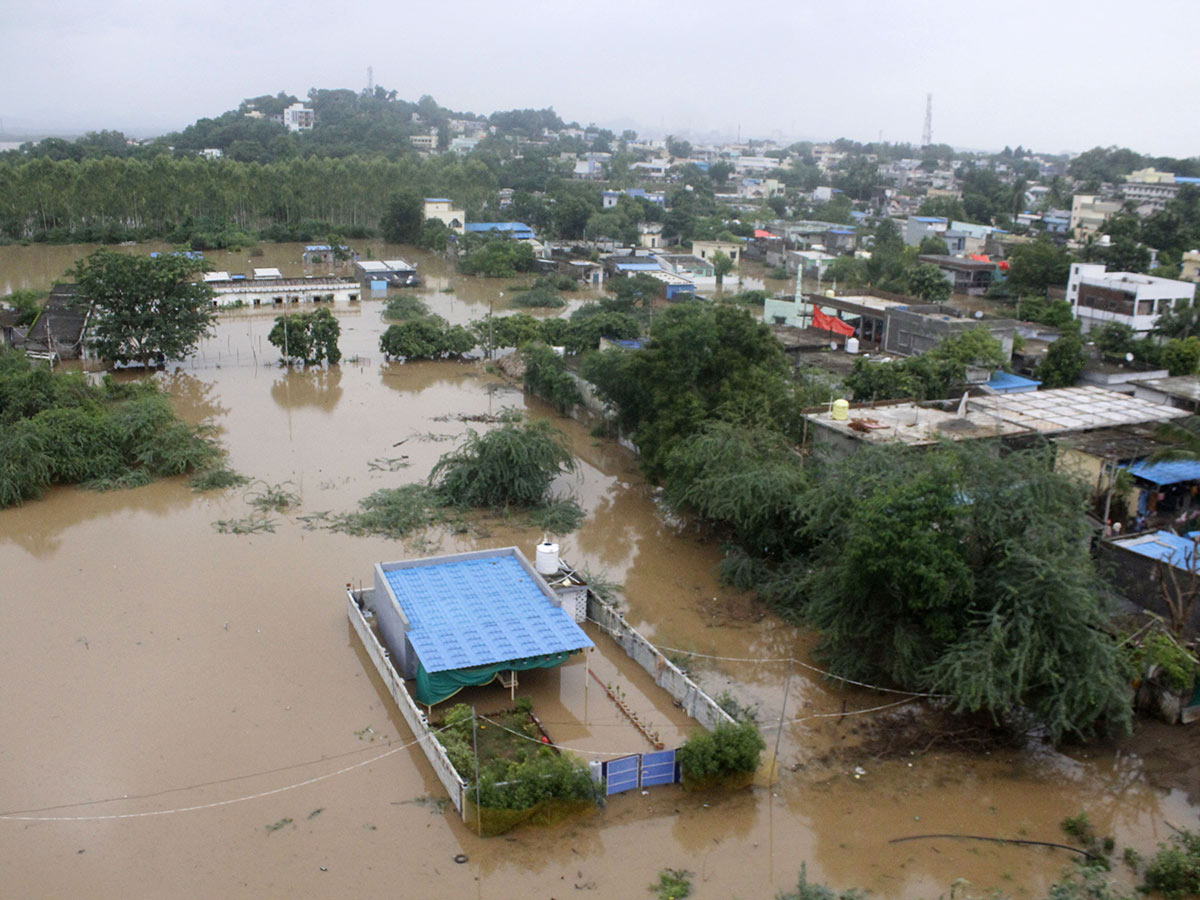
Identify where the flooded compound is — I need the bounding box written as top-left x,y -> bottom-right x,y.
1,242 -> 1199,899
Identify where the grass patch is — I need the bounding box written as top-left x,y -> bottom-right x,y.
368,456 -> 411,472
527,498 -> 585,533
382,294 -> 430,321
329,484 -> 445,539
247,480 -> 300,513
510,286 -> 566,309
214,516 -> 277,534
650,868 -> 692,900
190,466 -> 250,492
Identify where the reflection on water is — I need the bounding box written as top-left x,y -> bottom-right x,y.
270,366 -> 344,411
0,244 -> 1197,900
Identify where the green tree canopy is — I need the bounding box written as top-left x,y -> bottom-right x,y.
431,417 -> 575,509
906,263 -> 952,302
72,249 -> 215,367
1038,332 -> 1087,388
582,303 -> 802,480
1006,238 -> 1073,297
380,190 -> 424,244
800,441 -> 1132,742
268,307 -> 342,366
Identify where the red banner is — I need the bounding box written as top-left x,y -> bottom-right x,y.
812,307 -> 856,337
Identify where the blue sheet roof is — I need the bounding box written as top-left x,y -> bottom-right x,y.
1123,458 -> 1200,486
382,552 -> 592,673
615,262 -> 663,271
1117,530 -> 1200,568
464,222 -> 535,238
987,371 -> 1041,393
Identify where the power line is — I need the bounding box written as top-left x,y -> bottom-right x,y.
0,725 -> 453,823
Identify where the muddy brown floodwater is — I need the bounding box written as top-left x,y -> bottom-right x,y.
2,242 -> 1199,899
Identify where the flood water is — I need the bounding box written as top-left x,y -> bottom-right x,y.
1,241 -> 1198,899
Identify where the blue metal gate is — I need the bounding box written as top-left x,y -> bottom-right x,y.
639,749 -> 676,787
605,755 -> 640,795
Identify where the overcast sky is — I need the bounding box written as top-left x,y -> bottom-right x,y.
3,0 -> 1196,158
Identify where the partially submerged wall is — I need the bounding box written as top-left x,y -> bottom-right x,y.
586,591 -> 736,732
346,590 -> 466,814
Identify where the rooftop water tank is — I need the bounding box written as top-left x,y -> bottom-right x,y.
845,336 -> 860,354
831,398 -> 850,421
535,541 -> 560,576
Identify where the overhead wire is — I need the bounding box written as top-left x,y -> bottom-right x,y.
0,724 -> 454,823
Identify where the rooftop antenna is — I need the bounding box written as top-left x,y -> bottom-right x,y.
921,93 -> 933,147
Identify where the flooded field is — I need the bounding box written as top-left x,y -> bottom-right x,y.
1,242 -> 1199,899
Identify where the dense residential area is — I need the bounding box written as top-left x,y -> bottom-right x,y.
5,77 -> 1200,900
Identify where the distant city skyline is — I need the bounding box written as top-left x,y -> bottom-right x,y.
3,0 -> 1197,159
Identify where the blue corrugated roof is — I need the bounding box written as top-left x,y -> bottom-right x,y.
464,222 -> 534,233
1124,458 -> 1200,486
615,262 -> 662,272
987,371 -> 1041,393
382,552 -> 592,673
1117,530 -> 1200,568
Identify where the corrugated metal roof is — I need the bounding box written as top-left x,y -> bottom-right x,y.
1123,458 -> 1200,486
382,552 -> 592,673
1116,530 -> 1200,568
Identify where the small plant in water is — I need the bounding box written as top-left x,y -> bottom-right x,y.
650,868 -> 692,900
247,480 -> 300,512
265,817 -> 293,833
213,516 -> 276,535
190,466 -> 250,492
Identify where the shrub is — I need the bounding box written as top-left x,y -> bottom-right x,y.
1143,828 -> 1200,899
431,417 -> 575,509
676,720 -> 765,789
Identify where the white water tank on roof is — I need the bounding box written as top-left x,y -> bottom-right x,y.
845,337 -> 859,354
535,541 -> 560,575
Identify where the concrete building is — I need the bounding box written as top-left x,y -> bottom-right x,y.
904,216 -> 949,246
690,239 -> 742,266
1123,168 -> 1179,213
1181,249 -> 1200,282
1067,263 -> 1197,335
917,254 -> 998,295
409,131 -> 437,152
423,198 -> 466,233
282,103 -> 314,132
1070,194 -> 1122,239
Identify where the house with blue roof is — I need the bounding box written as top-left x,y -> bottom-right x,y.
370,547 -> 593,706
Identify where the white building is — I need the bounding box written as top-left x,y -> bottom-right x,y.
282,103 -> 314,132
1067,263 -> 1197,335
423,198 -> 465,233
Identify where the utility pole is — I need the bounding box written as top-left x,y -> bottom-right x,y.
471,707 -> 482,835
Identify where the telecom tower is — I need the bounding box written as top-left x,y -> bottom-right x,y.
921,93 -> 932,147
367,66 -> 374,94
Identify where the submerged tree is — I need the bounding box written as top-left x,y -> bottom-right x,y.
268,307 -> 342,366
72,249 -> 215,367
431,415 -> 575,509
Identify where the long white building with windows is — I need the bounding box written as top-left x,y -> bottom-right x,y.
1067,264 -> 1196,335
